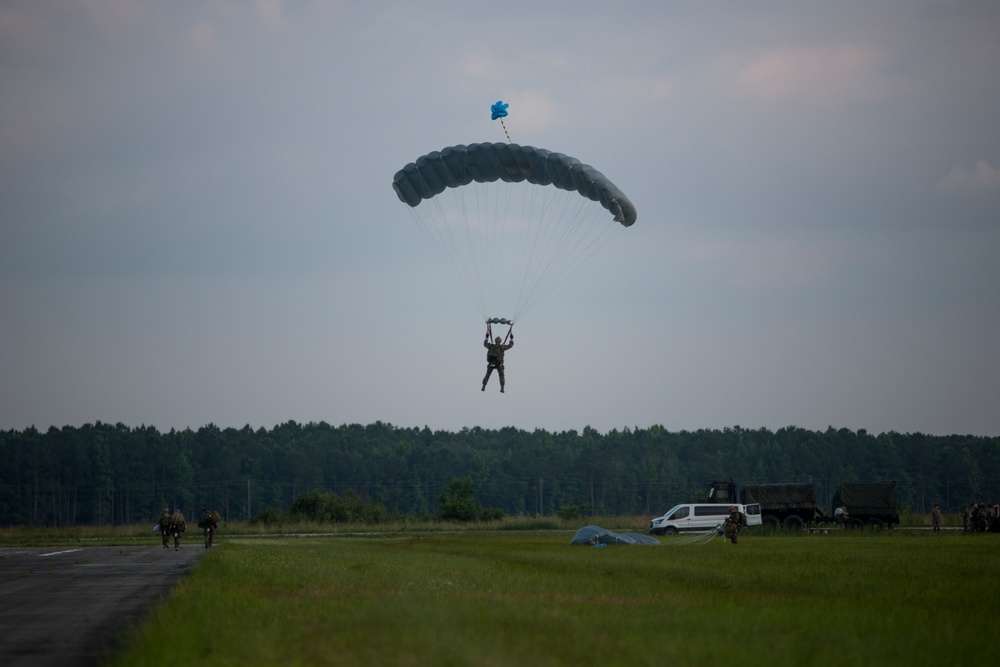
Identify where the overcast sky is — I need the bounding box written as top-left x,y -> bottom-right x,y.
2,0 -> 999,436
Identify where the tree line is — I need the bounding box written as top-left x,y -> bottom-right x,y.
1,421 -> 997,526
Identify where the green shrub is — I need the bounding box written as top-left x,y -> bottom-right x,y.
557,504 -> 588,521
289,489 -> 390,524
249,508 -> 285,526
438,477 -> 483,521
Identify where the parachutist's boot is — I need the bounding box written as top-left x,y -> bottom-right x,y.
481,383 -> 486,391
500,385 -> 505,393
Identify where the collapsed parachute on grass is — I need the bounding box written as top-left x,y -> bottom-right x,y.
570,525 -> 659,546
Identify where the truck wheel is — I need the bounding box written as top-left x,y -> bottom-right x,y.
762,515 -> 780,530
663,527 -> 678,536
866,518 -> 884,531
782,515 -> 804,532
848,518 -> 865,530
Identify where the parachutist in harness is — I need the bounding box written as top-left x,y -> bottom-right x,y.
482,321 -> 513,393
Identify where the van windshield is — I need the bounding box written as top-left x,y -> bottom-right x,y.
666,506 -> 689,520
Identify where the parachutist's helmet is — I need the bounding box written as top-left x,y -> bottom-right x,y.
495,337 -> 501,344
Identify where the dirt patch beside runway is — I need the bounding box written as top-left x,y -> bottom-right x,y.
0,544 -> 205,666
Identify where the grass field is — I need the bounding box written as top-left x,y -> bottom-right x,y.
106,529 -> 999,667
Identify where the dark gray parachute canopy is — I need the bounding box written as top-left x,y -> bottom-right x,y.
392,143 -> 637,227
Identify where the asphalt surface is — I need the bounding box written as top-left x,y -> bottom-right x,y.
0,544 -> 205,666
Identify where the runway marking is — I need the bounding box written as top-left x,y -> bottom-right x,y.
39,548 -> 83,557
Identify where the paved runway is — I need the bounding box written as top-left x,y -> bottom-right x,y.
0,544 -> 205,666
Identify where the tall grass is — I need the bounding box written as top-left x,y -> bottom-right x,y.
109,530 -> 999,666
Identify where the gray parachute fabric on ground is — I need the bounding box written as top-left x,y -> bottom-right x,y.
570,525 -> 660,546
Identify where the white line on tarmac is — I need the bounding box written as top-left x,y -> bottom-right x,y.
39,548 -> 83,557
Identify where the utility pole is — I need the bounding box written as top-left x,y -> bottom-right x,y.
539,478 -> 543,516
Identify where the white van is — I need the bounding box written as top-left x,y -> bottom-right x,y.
649,503 -> 762,535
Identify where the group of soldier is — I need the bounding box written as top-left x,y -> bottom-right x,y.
961,502 -> 1000,533
157,507 -> 220,550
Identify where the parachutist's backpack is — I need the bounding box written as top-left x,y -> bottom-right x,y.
200,510 -> 221,528
486,344 -> 502,366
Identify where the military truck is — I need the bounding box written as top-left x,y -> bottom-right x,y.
831,482 -> 900,529
706,479 -> 899,531
707,480 -> 823,530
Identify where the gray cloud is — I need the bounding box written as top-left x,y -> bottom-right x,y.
2,1 -> 999,436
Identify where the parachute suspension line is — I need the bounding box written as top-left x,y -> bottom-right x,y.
503,182 -> 625,323
519,212 -> 624,318
520,183 -> 568,318
408,187 -> 488,322
486,179 -> 516,321
661,530 -> 722,546
508,182 -> 561,322
477,180 -> 497,319
514,180 -> 568,320
509,181 -> 540,322
439,188 -> 488,318
461,177 -> 489,316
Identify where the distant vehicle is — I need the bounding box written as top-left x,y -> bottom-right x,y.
831,482 -> 901,530
705,479 -> 900,530
649,502 -> 761,535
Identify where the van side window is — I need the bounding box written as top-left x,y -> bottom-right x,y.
669,507 -> 689,520
694,506 -> 730,516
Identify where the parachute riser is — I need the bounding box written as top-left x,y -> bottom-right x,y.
485,317 -> 514,345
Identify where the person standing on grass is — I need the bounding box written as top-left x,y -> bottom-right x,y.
723,506 -> 747,544
169,508 -> 186,550
931,504 -> 943,532
198,508 -> 220,549
157,507 -> 172,549
834,505 -> 849,529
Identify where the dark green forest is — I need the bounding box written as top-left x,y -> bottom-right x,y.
1,421 -> 997,526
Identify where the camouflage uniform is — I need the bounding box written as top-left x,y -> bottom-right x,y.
724,507 -> 747,544
158,507 -> 172,549
974,504 -> 987,532
482,334 -> 514,393
198,509 -> 219,549
169,510 -> 186,551
931,505 -> 942,532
